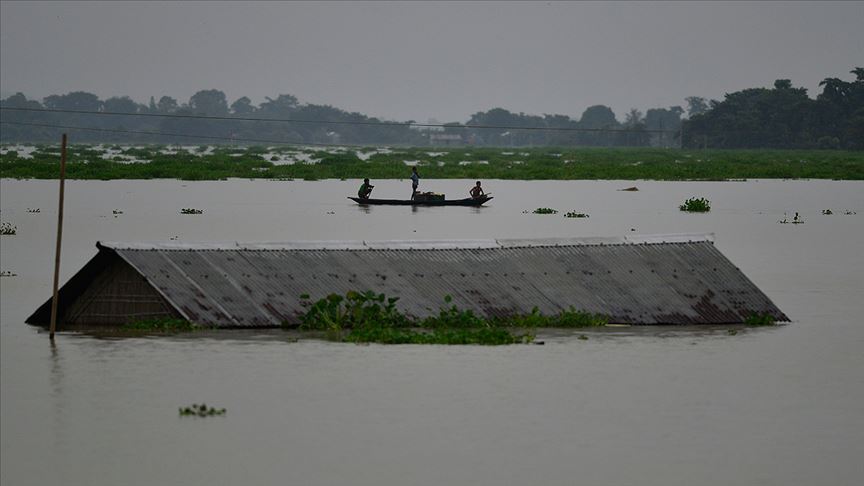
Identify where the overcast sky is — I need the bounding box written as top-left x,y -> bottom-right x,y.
1,1 -> 861,122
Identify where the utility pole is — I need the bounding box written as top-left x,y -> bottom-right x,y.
49,134 -> 67,340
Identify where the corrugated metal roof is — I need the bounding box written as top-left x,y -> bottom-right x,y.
45,233 -> 783,328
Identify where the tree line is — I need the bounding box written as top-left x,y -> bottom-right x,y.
1,67 -> 860,149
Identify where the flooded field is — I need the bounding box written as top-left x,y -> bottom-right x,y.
1,178 -> 863,485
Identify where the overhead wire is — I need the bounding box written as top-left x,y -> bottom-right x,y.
0,121 -> 363,147
0,106 -> 679,134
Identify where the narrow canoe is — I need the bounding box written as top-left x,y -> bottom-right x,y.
348,195 -> 493,206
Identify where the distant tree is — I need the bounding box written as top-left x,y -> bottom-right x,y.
683,79 -> 816,149
577,105 -> 618,146
685,96 -> 709,118
618,109 -> 649,146
188,89 -> 228,116
258,94 -> 299,117
43,91 -> 102,112
774,79 -> 793,90
1,92 -> 42,109
0,93 -> 52,142
623,108 -> 644,128
578,105 -> 617,128
103,96 -> 139,113
231,96 -> 255,115
644,107 -> 683,147
157,96 -> 178,113
148,96 -> 158,113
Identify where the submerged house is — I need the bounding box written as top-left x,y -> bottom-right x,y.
27,234 -> 788,328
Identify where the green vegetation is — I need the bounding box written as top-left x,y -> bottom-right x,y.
295,291 -> 607,345
180,208 -> 203,214
532,207 -> 559,214
564,211 -> 589,218
179,403 -> 226,417
121,318 -> 197,332
2,145 -> 863,180
744,313 -> 777,326
679,197 -> 711,212
0,222 -> 16,235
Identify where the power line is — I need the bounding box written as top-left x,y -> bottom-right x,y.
0,106 -> 679,134
0,121 -> 364,147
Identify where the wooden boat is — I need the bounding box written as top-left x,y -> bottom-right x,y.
348,195 -> 493,206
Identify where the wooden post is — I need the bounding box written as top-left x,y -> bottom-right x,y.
49,134 -> 67,340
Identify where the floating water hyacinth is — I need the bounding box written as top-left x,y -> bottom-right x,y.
179,403 -> 226,417
180,208 -> 203,214
0,222 -> 17,235
531,208 -> 558,214
564,211 -> 589,218
679,197 -> 711,212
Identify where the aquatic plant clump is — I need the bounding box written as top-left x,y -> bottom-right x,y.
532,208 -> 559,214
0,222 -> 17,235
180,208 -> 203,214
744,313 -> 776,326
296,291 -> 607,345
564,211 -> 590,218
179,403 -> 226,417
679,197 -> 711,212
122,318 -> 196,332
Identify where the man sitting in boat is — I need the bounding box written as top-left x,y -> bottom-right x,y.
358,178 -> 374,199
469,181 -> 485,198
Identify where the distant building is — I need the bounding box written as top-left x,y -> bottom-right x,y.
429,133 -> 463,146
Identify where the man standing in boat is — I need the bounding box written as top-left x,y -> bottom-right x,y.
410,166 -> 420,199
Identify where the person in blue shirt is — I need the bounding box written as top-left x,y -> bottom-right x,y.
410,166 -> 420,199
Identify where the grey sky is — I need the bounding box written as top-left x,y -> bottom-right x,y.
1,1 -> 861,123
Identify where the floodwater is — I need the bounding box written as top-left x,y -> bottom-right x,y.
1,178 -> 862,486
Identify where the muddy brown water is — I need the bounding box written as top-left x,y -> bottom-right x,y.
1,178 -> 862,486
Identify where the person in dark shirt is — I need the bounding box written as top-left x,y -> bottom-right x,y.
358,178 -> 374,199
410,166 -> 420,199
469,181 -> 485,198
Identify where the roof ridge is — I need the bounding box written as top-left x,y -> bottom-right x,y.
98,233 -> 714,251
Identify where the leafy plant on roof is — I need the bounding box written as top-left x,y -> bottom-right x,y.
295,291 -> 608,345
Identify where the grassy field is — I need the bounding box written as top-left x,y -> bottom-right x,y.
2,144 -> 863,180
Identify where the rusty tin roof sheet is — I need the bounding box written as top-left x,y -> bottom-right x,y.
28,234 -> 788,327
